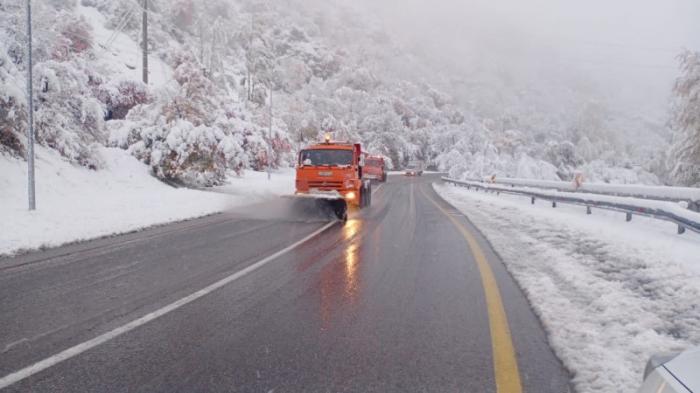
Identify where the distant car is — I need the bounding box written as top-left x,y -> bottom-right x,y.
404,161 -> 423,176
638,346 -> 699,393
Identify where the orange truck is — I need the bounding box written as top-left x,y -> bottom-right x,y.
295,134 -> 372,220
362,155 -> 387,182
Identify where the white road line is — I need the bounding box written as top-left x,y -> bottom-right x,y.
372,184 -> 383,195
0,221 -> 337,389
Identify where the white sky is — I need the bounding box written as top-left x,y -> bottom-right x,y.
357,0 -> 700,117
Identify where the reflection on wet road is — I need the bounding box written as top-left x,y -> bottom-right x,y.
316,217 -> 363,332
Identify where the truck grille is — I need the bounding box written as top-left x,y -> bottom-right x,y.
308,180 -> 343,190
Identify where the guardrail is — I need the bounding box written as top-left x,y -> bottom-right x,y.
442,177 -> 700,235
468,177 -> 700,212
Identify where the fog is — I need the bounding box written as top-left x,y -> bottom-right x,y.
357,0 -> 700,119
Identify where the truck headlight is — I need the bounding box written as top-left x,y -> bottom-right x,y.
346,191 -> 356,200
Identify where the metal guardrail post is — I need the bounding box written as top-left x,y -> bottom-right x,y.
587,206 -> 592,215
690,201 -> 699,213
626,212 -> 633,222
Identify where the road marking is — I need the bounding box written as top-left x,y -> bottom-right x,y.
421,186 -> 523,393
0,221 -> 337,390
372,183 -> 383,195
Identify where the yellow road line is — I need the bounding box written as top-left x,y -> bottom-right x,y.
421,186 -> 523,393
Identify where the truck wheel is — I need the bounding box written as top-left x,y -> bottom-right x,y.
366,183 -> 372,207
360,183 -> 370,208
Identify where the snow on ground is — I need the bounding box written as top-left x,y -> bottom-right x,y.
0,148 -> 293,257
76,4 -> 174,89
434,182 -> 700,393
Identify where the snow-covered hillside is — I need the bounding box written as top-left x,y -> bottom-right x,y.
1,0 -> 468,185
3,0 -> 688,188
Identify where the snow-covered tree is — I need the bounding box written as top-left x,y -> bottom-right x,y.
0,50 -> 26,157
1,0 -> 671,186
669,50 -> 700,187
33,59 -> 106,168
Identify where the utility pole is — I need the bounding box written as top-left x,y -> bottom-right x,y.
198,18 -> 204,65
248,13 -> 253,101
267,87 -> 272,180
141,0 -> 148,84
26,0 -> 35,211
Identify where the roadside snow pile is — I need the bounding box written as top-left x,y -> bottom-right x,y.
0,147 -> 293,256
434,183 -> 700,393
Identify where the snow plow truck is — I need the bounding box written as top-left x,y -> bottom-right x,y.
294,134 -> 372,221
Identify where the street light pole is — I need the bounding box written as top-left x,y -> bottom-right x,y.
267,86 -> 272,180
26,0 -> 36,211
142,0 -> 148,84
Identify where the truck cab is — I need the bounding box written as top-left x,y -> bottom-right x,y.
295,135 -> 372,210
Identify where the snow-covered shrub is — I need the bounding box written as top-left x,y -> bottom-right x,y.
157,120 -> 226,185
276,57 -> 311,93
339,67 -> 376,92
310,52 -> 342,80
108,50 -> 291,185
33,60 -> 106,168
545,140 -> 582,178
512,155 -> 559,180
579,159 -> 662,184
95,78 -> 149,120
109,110 -> 232,186
438,149 -> 470,179
51,12 -> 93,61
0,49 -> 26,157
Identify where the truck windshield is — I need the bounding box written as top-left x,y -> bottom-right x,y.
300,149 -> 354,166
366,159 -> 383,167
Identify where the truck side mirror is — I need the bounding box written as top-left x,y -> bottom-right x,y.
359,155 -> 365,167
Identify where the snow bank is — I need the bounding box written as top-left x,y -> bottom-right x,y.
76,4 -> 173,89
434,183 -> 700,393
0,148 -> 294,256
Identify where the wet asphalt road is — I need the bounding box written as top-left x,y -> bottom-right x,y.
0,175 -> 570,392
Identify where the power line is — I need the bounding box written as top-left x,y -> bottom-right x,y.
104,5 -> 137,50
